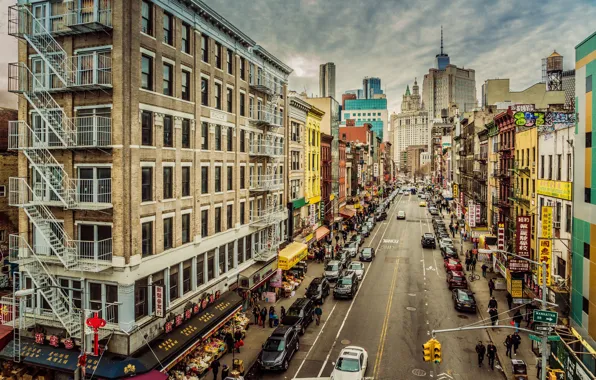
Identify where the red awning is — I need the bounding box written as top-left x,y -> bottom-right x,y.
315,226 -> 330,241
339,207 -> 356,219
130,370 -> 168,380
0,325 -> 12,353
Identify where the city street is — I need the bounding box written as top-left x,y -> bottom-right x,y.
263,193 -> 502,380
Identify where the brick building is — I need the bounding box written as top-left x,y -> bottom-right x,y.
321,133 -> 333,223
0,108 -> 18,262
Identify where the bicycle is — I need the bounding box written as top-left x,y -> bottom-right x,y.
468,273 -> 481,282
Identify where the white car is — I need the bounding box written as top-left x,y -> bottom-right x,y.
396,211 -> 406,220
330,346 -> 368,380
347,262 -> 365,280
439,238 -> 454,250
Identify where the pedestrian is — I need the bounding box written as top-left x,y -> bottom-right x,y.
487,341 -> 497,370
506,292 -> 513,310
211,357 -> 220,380
252,306 -> 259,325
471,256 -> 477,271
512,332 -> 521,355
488,279 -> 495,297
513,310 -> 523,332
221,365 -> 229,379
224,331 -> 234,353
475,341 -> 486,367
269,308 -> 275,328
260,307 -> 267,328
536,359 -> 542,379
234,329 -> 243,353
504,335 -> 513,358
314,305 -> 323,325
489,307 -> 499,326
488,296 -> 498,309
481,263 -> 488,278
280,306 -> 286,321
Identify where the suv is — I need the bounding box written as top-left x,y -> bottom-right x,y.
281,297 -> 315,335
359,247 -> 375,262
375,210 -> 388,221
421,233 -> 436,249
324,260 -> 342,281
446,270 -> 468,290
334,271 -> 359,299
305,277 -> 330,305
258,326 -> 300,371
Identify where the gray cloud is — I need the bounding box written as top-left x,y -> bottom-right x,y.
0,0 -> 594,113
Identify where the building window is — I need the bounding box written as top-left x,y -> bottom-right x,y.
163,217 -> 173,250
219,248 -> 226,275
227,204 -> 233,229
215,166 -> 222,192
240,202 -> 245,225
215,207 -> 222,233
587,132 -> 592,148
201,35 -> 209,62
227,88 -> 233,113
237,238 -> 244,265
179,214 -> 190,245
240,166 -> 246,189
201,78 -> 208,106
249,97 -> 254,118
162,63 -> 173,96
227,129 -> 233,151
240,93 -> 245,116
566,204 -> 572,233
182,119 -> 190,148
141,55 -> 153,90
557,154 -> 562,180
181,70 -> 191,101
215,42 -> 222,69
207,250 -> 215,281
163,115 -> 173,147
227,49 -> 233,74
548,155 -> 553,179
240,129 -> 246,152
240,58 -> 245,80
201,121 -> 208,149
568,153 -> 572,181
182,260 -> 191,294
163,166 -> 173,199
182,167 -> 190,197
163,12 -> 173,45
201,166 -> 208,194
201,209 -> 208,237
181,23 -> 190,54
141,110 -> 153,146
587,75 -> 593,93
540,155 -> 544,178
227,166 -> 233,191
584,242 -> 591,260
134,278 -> 148,320
215,83 -> 222,110
141,221 -> 153,257
141,0 -> 153,35
215,125 -> 222,150
585,188 -> 591,203
169,264 -> 178,302
141,167 -> 152,201
196,254 -> 204,286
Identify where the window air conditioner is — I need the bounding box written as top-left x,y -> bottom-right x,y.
553,221 -> 561,229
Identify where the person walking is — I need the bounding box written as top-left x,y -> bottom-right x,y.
471,256 -> 477,271
488,279 -> 495,297
487,341 -> 497,370
280,306 -> 287,321
260,307 -> 267,328
489,307 -> 499,326
234,329 -> 243,353
504,335 -> 513,358
475,341 -> 486,367
513,310 -> 523,332
224,331 -> 234,353
465,256 -> 471,271
252,306 -> 260,325
221,365 -> 229,379
506,292 -> 513,310
536,359 -> 542,379
211,357 -> 220,380
488,296 -> 498,309
481,263 -> 488,278
512,332 -> 522,355
314,305 -> 323,325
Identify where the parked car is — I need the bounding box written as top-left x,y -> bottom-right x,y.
446,270 -> 468,290
439,237 -> 455,250
359,247 -> 375,262
330,346 -> 369,380
361,225 -> 371,238
305,277 -> 330,305
348,261 -> 365,280
342,241 -> 359,258
396,211 -> 406,220
421,233 -> 436,249
281,297 -> 315,335
333,270 -> 359,299
350,235 -> 363,248
337,251 -> 351,269
258,326 -> 300,371
444,258 -> 463,272
452,289 -> 477,312
375,210 -> 388,221
324,261 -> 342,282
428,207 -> 439,215
442,246 -> 459,259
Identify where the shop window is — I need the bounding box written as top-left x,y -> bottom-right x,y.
169,264 -> 179,303
183,260 -> 192,295
135,277 -> 148,320
218,248 -> 226,276
237,238 -> 244,265
197,253 -> 205,287
245,234 -> 252,260
207,250 -> 215,281
228,242 -> 235,269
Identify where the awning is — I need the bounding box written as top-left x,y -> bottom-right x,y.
315,226 -> 330,241
129,370 -> 169,380
278,242 -> 308,270
339,207 -> 356,219
237,257 -> 278,290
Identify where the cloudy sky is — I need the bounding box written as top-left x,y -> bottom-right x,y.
1,0 -> 595,113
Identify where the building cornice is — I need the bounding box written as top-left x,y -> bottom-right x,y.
290,96 -> 311,113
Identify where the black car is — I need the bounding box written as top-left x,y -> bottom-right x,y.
375,210 -> 388,221
359,247 -> 375,262
306,277 -> 330,305
452,288 -> 477,312
442,246 -> 458,259
421,233 -> 436,249
258,326 -> 300,371
333,271 -> 359,299
281,297 -> 315,335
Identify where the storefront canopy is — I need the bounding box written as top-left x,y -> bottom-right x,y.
315,226 -> 330,241
339,207 -> 356,219
278,242 -> 308,270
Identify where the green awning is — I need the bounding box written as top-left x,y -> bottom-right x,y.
292,197 -> 307,209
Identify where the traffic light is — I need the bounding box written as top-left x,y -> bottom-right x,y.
433,341 -> 442,363
422,339 -> 434,362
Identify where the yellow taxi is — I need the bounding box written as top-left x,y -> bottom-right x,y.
419,201 -> 427,207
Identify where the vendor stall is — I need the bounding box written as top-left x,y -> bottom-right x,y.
278,242 -> 308,298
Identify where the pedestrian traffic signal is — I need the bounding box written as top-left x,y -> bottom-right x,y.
433,341 -> 442,363
422,340 -> 434,362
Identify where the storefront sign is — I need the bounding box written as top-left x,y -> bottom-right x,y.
269,269 -> 282,288
309,204 -> 316,226
509,258 -> 530,272
516,216 -> 531,258
469,201 -> 476,227
357,164 -> 362,184
155,286 -> 164,318
373,163 -> 379,177
453,184 -> 459,199
542,206 -> 553,238
498,223 -> 505,250
537,180 -> 572,201
456,204 -> 462,219
493,254 -> 507,278
510,279 -> 523,298
475,204 -> 481,224
538,239 -> 552,286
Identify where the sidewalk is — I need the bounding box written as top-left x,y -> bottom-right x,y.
450,228 -> 539,380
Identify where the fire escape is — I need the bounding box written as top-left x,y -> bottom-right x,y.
5,2 -> 113,354
249,69 -> 285,261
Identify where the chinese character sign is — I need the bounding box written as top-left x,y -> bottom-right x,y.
373,163 -> 379,177
456,204 -> 462,219
516,216 -> 531,258
541,206 -> 553,238
452,184 -> 459,199
468,201 -> 475,227
498,223 -> 505,250
475,204 -> 481,224
538,239 -> 552,286
155,286 -> 164,317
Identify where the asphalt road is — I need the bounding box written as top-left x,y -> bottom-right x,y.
262,193 -> 504,380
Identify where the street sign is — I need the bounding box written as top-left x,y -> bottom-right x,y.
533,310 -> 558,324
529,334 -> 541,342
548,335 -> 561,342
535,325 -> 552,332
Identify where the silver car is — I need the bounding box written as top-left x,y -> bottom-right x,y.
348,262 -> 365,280
324,260 -> 341,281
342,242 -> 359,258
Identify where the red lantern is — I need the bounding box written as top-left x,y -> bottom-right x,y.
35,333 -> 44,344
185,309 -> 191,320
78,353 -> 87,377
85,312 -> 106,356
49,335 -> 59,347
165,321 -> 173,333
175,314 -> 183,326
193,304 -> 199,314
64,338 -> 74,350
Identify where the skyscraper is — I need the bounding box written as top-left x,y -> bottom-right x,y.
436,26 -> 450,70
363,77 -> 383,99
392,79 -> 429,167
320,62 -> 336,98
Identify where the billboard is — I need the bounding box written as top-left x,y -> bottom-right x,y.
468,201 -> 475,227
541,206 -> 553,238
516,216 -> 531,259
538,239 -> 552,286
498,223 -> 505,250
155,286 -> 164,317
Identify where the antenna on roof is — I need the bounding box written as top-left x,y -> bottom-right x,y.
440,25 -> 444,55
